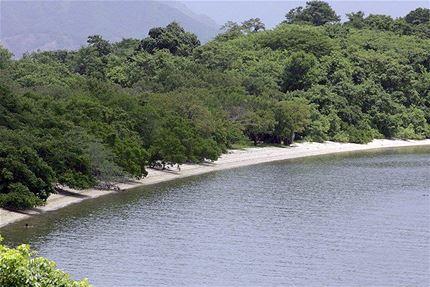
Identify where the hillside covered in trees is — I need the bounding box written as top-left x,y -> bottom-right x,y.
0,1 -> 429,209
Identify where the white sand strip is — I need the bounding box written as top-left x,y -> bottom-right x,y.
1,139 -> 429,228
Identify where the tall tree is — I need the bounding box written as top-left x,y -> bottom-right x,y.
138,22 -> 200,56
405,8 -> 430,25
346,11 -> 366,29
217,18 -> 266,40
280,51 -> 320,92
0,45 -> 13,69
87,35 -> 111,57
285,1 -> 340,26
241,18 -> 266,33
274,99 -> 311,145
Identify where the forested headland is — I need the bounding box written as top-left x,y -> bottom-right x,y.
0,1 -> 429,210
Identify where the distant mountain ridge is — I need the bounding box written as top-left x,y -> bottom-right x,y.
0,0 -> 220,57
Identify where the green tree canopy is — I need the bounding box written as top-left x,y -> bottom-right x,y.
87,35 -> 112,56
274,99 -> 311,145
280,51 -> 320,92
405,8 -> 430,25
285,0 -> 340,26
0,45 -> 13,69
138,22 -> 200,56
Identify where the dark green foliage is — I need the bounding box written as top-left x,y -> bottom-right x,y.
347,125 -> 375,144
87,35 -> 112,56
285,1 -> 340,26
243,109 -> 276,145
138,22 -> 200,56
274,99 -> 311,145
280,51 -> 320,91
363,14 -> 395,31
0,45 -> 13,69
241,18 -> 266,33
0,129 -> 54,208
346,12 -> 366,29
0,190 -> 43,210
405,8 -> 430,25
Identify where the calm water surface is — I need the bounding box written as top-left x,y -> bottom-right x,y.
2,147 -> 430,286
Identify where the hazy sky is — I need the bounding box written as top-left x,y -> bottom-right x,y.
181,1 -> 429,27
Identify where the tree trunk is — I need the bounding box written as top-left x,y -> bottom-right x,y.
252,133 -> 258,146
284,132 -> 295,146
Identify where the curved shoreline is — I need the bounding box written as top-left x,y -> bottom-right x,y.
1,139 -> 430,228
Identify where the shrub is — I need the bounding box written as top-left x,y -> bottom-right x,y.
0,237 -> 91,287
332,131 -> 350,143
396,124 -> 424,140
59,170 -> 95,189
347,126 -> 374,144
0,189 -> 44,209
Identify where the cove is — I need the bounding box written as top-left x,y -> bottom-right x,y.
1,146 -> 429,286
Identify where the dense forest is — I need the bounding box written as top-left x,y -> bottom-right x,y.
0,1 -> 429,209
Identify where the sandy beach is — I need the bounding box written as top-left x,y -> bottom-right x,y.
1,139 -> 429,228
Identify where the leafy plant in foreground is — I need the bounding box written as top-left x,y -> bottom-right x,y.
0,237 -> 92,287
